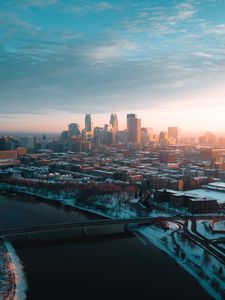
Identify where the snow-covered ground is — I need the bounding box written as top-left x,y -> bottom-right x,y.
196,221 -> 225,240
134,225 -> 225,300
1,182 -> 225,300
212,221 -> 225,232
72,195 -> 225,299
4,241 -> 27,300
73,193 -> 172,220
218,243 -> 225,250
0,182 -> 172,220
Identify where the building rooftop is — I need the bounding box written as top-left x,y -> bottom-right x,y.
188,197 -> 217,202
208,182 -> 225,189
183,189 -> 225,204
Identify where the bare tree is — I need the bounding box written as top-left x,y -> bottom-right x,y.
202,250 -> 210,266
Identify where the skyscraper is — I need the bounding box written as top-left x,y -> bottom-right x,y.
141,127 -> 153,145
109,113 -> 118,132
68,123 -> 80,136
109,113 -> 118,143
159,131 -> 168,148
168,127 -> 179,143
85,114 -> 92,132
127,114 -> 141,144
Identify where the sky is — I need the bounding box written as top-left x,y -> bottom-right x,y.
1,0 -> 225,133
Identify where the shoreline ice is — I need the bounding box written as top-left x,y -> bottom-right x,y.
4,241 -> 27,300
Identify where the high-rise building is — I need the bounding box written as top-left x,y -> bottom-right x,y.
109,113 -> 118,132
127,114 -> 141,144
0,136 -> 18,151
109,113 -> 118,143
19,136 -> 34,150
115,130 -> 127,144
159,131 -> 168,148
141,127 -> 153,145
68,123 -> 80,137
168,127 -> 179,143
60,130 -> 69,141
93,127 -> 104,144
85,114 -> 92,132
103,124 -> 113,145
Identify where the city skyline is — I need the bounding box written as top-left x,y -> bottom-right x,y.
1,0 -> 225,132
1,2 -> 225,299
1,109 -> 225,135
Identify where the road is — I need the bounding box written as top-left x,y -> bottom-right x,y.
182,220 -> 225,265
0,214 -> 224,238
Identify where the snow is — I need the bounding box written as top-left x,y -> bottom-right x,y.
208,182 -> 225,189
135,225 -> 225,300
1,181 -> 225,299
196,221 -> 225,240
213,220 -> 225,232
183,189 -> 225,204
174,231 -> 225,299
218,243 -> 225,250
165,221 -> 179,230
4,241 -> 27,300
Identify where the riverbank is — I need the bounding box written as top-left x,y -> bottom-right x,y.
0,239 -> 27,300
0,238 -> 15,299
0,192 -> 214,300
0,238 -> 27,300
4,241 -> 27,300
0,183 -> 171,220
0,184 -> 224,299
133,225 -> 224,300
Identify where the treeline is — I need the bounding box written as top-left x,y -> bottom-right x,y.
0,177 -> 137,197
77,184 -> 137,202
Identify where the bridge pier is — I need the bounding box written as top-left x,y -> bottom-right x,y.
82,228 -> 88,236
124,224 -> 130,233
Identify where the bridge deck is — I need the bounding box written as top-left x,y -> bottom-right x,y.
0,215 -> 224,238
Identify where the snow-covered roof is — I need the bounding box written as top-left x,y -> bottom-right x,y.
188,197 -> 217,202
208,182 -> 225,189
183,189 -> 225,204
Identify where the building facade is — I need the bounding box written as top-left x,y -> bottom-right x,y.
127,114 -> 141,144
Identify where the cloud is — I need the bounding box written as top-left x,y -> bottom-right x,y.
124,1 -> 197,35
62,0 -> 118,15
0,0 -> 59,10
203,24 -> 225,35
0,0 -> 225,118
1,40 -> 224,116
95,1 -> 113,11
87,40 -> 137,63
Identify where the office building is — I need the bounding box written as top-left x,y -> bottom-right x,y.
127,114 -> 141,144
85,114 -> 92,132
68,123 -> 80,137
159,131 -> 168,148
168,127 -> 179,143
109,113 -> 118,143
141,127 -> 153,145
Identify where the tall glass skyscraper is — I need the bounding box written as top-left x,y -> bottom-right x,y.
127,114 -> 141,144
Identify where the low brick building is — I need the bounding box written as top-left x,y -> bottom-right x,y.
187,197 -> 218,214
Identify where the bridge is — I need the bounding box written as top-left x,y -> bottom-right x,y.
0,215 -> 224,239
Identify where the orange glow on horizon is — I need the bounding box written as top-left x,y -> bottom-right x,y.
1,104 -> 225,135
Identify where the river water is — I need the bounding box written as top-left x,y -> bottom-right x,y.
0,194 -> 213,300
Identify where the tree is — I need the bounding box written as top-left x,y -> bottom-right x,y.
218,265 -> 223,276
211,278 -> 220,292
160,236 -> 168,246
202,250 -> 210,266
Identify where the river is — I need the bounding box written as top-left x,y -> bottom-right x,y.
0,193 -> 213,300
